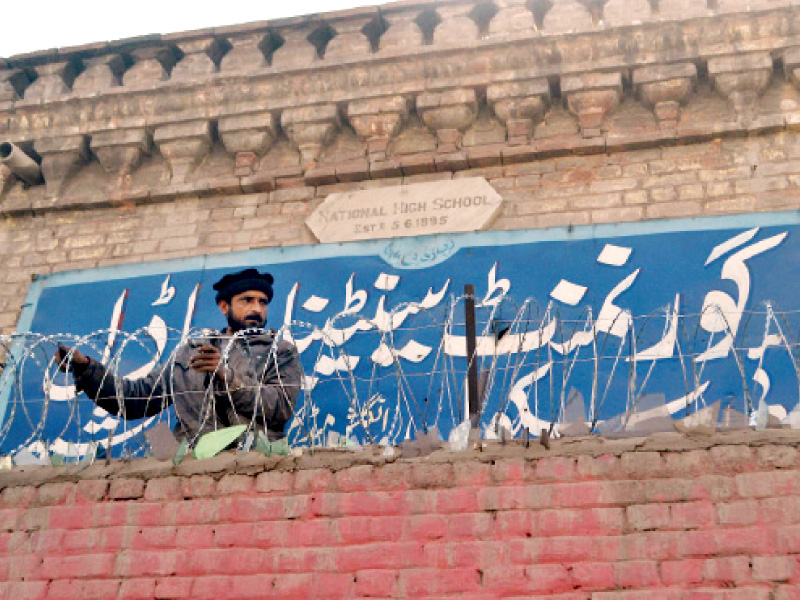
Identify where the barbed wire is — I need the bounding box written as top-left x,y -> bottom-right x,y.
1,294 -> 800,463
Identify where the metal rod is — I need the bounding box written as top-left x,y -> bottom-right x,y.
464,284 -> 480,422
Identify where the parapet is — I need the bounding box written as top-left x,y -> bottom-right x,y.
1,0 -> 800,213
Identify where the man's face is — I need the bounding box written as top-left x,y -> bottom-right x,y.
218,290 -> 269,332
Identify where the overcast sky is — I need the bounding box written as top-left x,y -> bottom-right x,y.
2,0 -> 386,58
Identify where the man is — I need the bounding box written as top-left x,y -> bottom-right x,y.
56,269 -> 302,442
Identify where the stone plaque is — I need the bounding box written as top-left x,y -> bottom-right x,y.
306,177 -> 503,243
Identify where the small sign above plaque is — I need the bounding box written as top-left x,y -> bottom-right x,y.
305,177 -> 504,243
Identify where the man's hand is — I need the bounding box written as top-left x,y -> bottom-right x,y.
189,345 -> 227,381
55,344 -> 89,374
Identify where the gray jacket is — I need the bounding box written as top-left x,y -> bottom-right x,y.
75,331 -> 302,441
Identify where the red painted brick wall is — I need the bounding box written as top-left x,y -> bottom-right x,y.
1,432 -> 799,599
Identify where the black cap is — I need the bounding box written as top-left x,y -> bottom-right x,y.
212,268 -> 274,304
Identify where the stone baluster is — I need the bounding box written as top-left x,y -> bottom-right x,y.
432,6 -> 479,45
417,88 -> 479,152
716,0 -> 773,13
0,69 -> 30,107
542,0 -> 594,33
578,0 -> 609,24
784,47 -> 800,89
24,62 -> 75,101
218,112 -> 277,176
603,0 -> 651,26
270,28 -> 320,69
708,52 -> 772,125
378,10 -> 424,51
563,71 -> 623,137
633,63 -> 696,130
90,129 -> 151,178
72,54 -> 125,94
658,0 -> 710,18
219,33 -> 269,72
170,38 -> 225,81
122,47 -> 177,87
324,17 -> 374,60
281,104 -> 341,167
33,135 -> 89,196
488,0 -> 538,38
153,121 -> 212,184
487,79 -> 550,144
347,96 -> 410,160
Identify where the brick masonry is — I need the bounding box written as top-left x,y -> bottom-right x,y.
1,0 -> 800,333
0,431 -> 798,599
2,131 -> 800,333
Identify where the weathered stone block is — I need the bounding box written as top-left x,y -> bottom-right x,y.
563,72 -> 623,136
24,62 -> 75,100
153,121 -> 212,183
220,33 -> 268,71
784,47 -> 800,89
0,69 -> 31,102
324,18 -> 374,60
72,55 -> 125,94
433,6 -> 479,45
91,128 -> 151,176
171,38 -> 225,80
379,11 -> 424,51
488,79 -> 550,142
633,63 -> 697,129
488,3 -> 538,37
707,52 -> 772,123
708,52 -> 772,76
34,135 -> 89,197
281,104 -> 341,166
218,112 -> 277,157
270,29 -> 319,69
604,0 -> 652,25
418,88 -> 479,150
347,96 -> 409,148
122,47 -> 177,87
542,0 -> 593,33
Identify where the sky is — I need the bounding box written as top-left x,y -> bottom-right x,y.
2,0 -> 386,58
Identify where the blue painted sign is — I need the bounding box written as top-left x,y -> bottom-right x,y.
3,212 -> 800,458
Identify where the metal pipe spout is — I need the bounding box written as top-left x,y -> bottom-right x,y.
0,142 -> 42,186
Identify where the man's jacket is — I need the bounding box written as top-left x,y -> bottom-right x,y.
74,331 -> 302,441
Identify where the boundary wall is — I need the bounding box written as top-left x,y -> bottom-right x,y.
1,431 -> 799,599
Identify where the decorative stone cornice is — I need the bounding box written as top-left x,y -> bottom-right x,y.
72,54 -> 125,94
122,47 -> 176,87
418,88 -> 479,151
153,120 -> 212,183
33,135 -> 89,197
633,63 -> 697,130
2,0 -> 800,213
563,71 -> 624,138
0,69 -> 28,105
281,104 -> 341,167
24,62 -> 75,101
218,112 -> 277,157
90,128 -> 151,178
708,51 -> 773,124
348,96 -> 409,160
488,79 -> 550,144
219,33 -> 270,72
171,38 -> 226,81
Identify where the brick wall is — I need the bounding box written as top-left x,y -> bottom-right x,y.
3,0 -> 800,334
1,431 -> 799,599
3,129 -> 800,333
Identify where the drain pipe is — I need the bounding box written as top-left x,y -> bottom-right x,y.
0,142 -> 41,186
